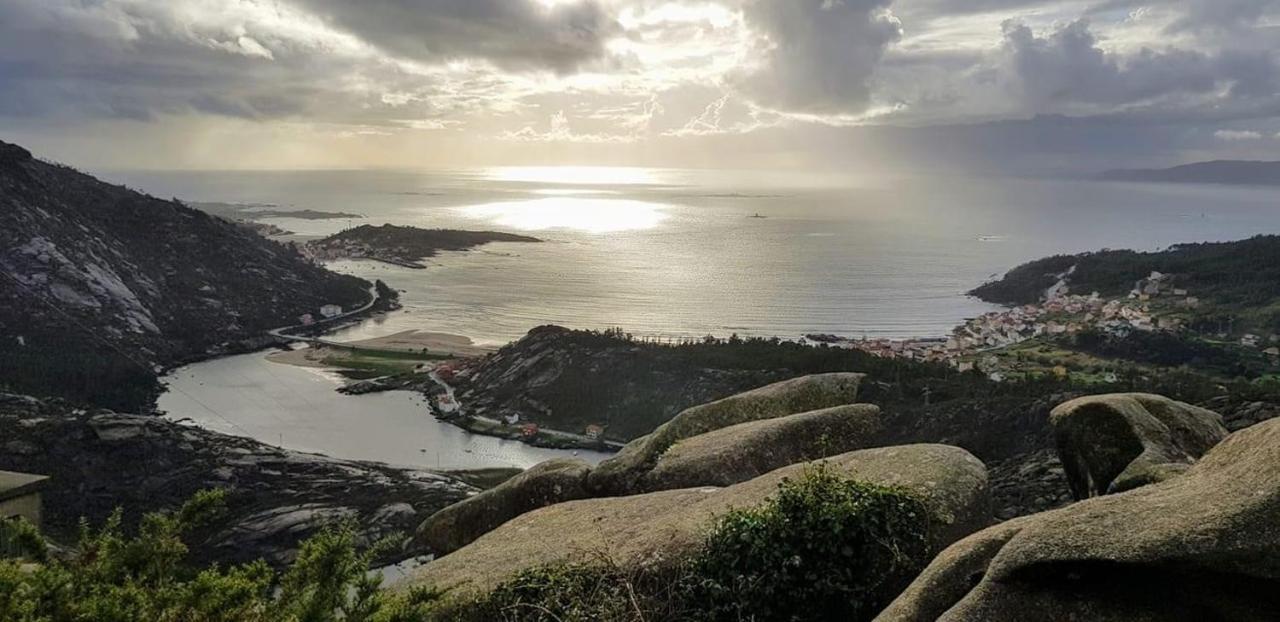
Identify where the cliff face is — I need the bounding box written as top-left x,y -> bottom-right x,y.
0,139 -> 370,409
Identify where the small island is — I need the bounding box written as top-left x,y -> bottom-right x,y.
192,202 -> 365,221
305,224 -> 541,268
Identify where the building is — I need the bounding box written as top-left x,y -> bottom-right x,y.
319,304 -> 343,319
520,423 -> 540,439
298,313 -> 315,326
0,470 -> 49,528
584,424 -> 605,440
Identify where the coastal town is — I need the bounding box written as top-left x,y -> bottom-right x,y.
808,270 -> 1280,377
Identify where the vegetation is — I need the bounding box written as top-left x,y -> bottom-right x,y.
427,466 -> 930,622
970,236 -> 1280,334
687,465 -> 930,621
1065,329 -> 1275,379
0,490 -> 444,622
1,470 -> 930,622
307,224 -> 541,266
467,326 -> 964,441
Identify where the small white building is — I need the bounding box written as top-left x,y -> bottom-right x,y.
319,304 -> 343,319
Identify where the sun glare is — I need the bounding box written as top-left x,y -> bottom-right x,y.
484,166 -> 660,186
459,197 -> 670,233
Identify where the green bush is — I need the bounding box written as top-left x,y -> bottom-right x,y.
0,490 -> 440,622
0,471 -> 932,622
687,464 -> 931,621
431,466 -> 932,622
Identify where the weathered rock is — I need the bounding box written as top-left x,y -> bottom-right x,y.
1050,393 -> 1226,498
414,458 -> 592,556
406,444 -> 989,595
875,517 -> 1035,622
876,417 -> 1280,622
587,373 -> 866,495
0,393 -> 475,566
638,404 -> 882,492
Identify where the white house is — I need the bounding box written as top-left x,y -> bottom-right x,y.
319,304 -> 343,319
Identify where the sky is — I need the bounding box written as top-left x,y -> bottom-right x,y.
1,0 -> 1278,175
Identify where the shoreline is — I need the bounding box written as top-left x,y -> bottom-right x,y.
265,329 -> 497,369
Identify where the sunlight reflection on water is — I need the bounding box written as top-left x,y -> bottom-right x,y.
458,197 -> 671,233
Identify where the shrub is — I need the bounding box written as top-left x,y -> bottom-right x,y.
432,466 -> 932,622
0,490 -> 430,622
686,464 -> 931,622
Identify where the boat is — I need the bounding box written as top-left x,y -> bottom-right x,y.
749,212 -> 767,219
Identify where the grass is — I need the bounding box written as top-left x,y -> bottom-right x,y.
319,347 -> 453,377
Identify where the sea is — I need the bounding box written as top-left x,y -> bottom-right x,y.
120,166 -> 1280,470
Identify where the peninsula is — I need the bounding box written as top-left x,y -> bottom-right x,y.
305,224 -> 541,268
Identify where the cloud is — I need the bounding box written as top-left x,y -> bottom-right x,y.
1214,129 -> 1263,140
736,0 -> 903,114
287,0 -> 619,73
1166,0 -> 1274,34
997,19 -> 1275,114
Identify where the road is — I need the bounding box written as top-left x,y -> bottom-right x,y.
267,285 -> 380,345
425,370 -> 626,451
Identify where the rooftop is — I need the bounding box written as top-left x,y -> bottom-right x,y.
0,470 -> 50,502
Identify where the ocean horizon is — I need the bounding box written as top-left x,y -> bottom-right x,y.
109,167 -> 1280,345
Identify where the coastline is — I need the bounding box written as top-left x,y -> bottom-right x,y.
265,329 -> 496,369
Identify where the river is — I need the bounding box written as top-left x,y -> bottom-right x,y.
158,350 -> 613,470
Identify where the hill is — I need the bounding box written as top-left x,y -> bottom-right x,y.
970,236 -> 1280,330
306,224 -> 540,268
1100,160 -> 1280,185
0,139 -> 372,410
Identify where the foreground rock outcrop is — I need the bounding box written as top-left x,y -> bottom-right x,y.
876,417 -> 1280,621
638,403 -> 882,492
1050,393 -> 1226,498
416,377 -> 879,555
414,458 -> 592,556
0,393 -> 475,566
407,443 -> 990,595
588,373 -> 866,495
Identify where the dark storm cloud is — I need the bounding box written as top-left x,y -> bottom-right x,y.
287,0 -> 619,73
999,18 -> 1278,113
738,0 -> 903,114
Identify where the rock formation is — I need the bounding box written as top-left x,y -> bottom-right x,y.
414,458 -> 592,556
408,443 -> 990,595
638,403 -> 882,491
587,373 -> 865,495
877,416 -> 1280,621
1050,393 -> 1226,498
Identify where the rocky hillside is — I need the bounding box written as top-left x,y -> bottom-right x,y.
0,139 -> 372,410
453,326 -> 797,440
0,392 -> 474,567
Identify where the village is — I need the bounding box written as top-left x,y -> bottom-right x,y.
810,271 -> 1280,377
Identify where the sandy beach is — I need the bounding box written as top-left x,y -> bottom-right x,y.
267,330 -> 497,369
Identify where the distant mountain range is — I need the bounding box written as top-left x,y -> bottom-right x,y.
0,139 -> 372,410
1100,160 -> 1280,185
